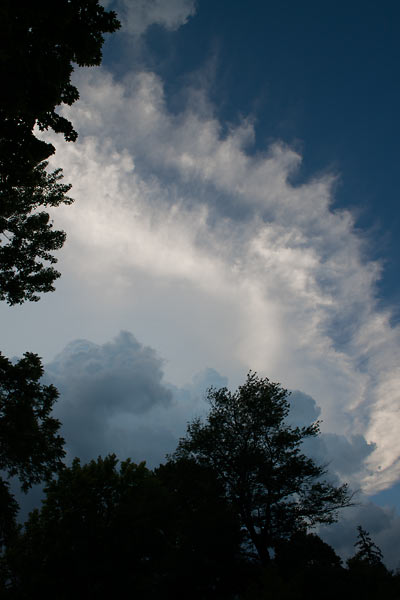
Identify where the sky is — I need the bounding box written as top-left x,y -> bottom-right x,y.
3,0 -> 400,566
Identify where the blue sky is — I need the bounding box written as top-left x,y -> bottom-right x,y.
4,0 -> 400,566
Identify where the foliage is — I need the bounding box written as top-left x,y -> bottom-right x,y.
0,163 -> 73,304
0,480 -> 19,551
343,527 -> 396,600
156,458 -> 244,599
2,454 -> 400,600
0,351 -> 65,560
3,456 -> 165,598
174,371 -> 353,563
4,455 -> 243,600
347,526 -> 385,568
0,352 -> 65,490
0,0 -> 120,304
0,0 -> 120,174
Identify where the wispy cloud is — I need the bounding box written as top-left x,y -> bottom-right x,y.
41,66 -> 400,495
101,0 -> 196,36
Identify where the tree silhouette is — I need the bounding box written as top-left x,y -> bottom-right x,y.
0,353 -> 64,491
4,456 -> 243,599
345,527 -> 395,599
0,0 -> 120,173
347,526 -> 384,568
0,163 -> 72,305
174,371 -> 353,563
0,0 -> 120,304
0,352 -> 65,555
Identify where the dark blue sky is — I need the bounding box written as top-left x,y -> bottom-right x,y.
104,0 -> 400,315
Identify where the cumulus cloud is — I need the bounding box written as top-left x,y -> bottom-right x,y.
34,64 -> 400,495
102,0 -> 196,36
287,391 -> 376,489
45,331 -> 173,462
42,332 -> 231,466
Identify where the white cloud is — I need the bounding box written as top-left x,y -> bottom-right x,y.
27,65 -> 400,495
103,0 -> 196,36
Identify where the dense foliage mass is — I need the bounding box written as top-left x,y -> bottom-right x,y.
0,353 -> 65,550
0,0 -> 120,173
174,372 -> 353,563
0,0 -> 120,304
0,163 -> 73,304
1,374 -> 400,599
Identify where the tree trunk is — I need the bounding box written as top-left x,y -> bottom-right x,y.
243,516 -> 270,565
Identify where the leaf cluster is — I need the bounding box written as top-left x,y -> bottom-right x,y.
2,456 -> 399,600
0,0 -> 120,304
0,0 -> 120,171
4,455 -> 242,600
0,352 -> 65,491
0,163 -> 73,304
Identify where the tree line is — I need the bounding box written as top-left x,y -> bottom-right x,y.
1,373 -> 399,599
1,2 -> 399,599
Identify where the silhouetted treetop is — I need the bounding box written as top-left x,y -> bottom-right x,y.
0,0 -> 120,304
0,352 -> 65,490
0,0 -> 120,173
347,526 -> 385,570
0,163 -> 72,304
174,371 -> 354,564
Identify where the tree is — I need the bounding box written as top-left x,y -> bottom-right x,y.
0,162 -> 73,305
4,456 -> 243,600
156,458 -> 244,599
345,527 -> 394,599
347,526 -> 385,570
174,371 -> 353,564
2,456 -> 165,599
0,353 -> 64,490
0,0 -> 120,304
0,0 -> 120,174
0,352 -> 65,552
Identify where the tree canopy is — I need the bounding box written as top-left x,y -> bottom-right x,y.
0,0 -> 120,305
0,163 -> 72,304
0,0 -> 120,175
173,371 -> 353,563
3,455 -> 242,600
0,352 -> 65,550
0,353 -> 65,489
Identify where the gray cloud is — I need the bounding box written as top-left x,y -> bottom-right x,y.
42,334 -> 232,467
286,391 -> 399,568
287,390 -> 376,488
320,501 -> 400,570
287,390 -> 321,428
44,331 -> 172,462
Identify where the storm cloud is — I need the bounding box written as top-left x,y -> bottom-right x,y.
45,331 -> 173,462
